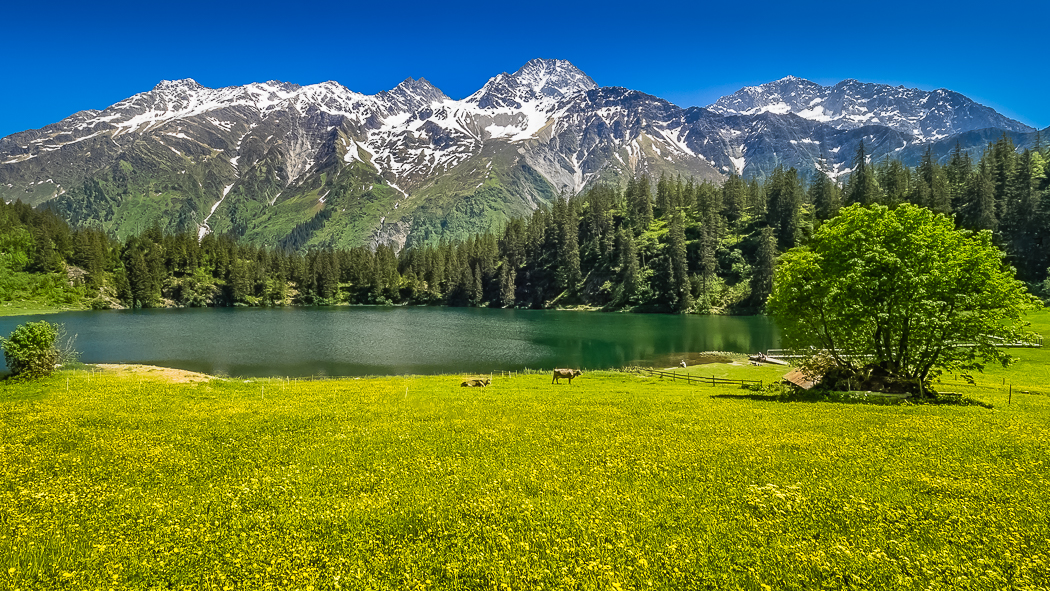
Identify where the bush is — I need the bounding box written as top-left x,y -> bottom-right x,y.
1,321 -> 64,379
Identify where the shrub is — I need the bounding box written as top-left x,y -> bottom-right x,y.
1,321 -> 63,379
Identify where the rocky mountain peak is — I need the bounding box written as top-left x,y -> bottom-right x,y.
466,58 -> 597,110
709,77 -> 1034,139
378,77 -> 450,113
151,78 -> 205,93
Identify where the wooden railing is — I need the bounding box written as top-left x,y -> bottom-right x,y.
639,368 -> 762,388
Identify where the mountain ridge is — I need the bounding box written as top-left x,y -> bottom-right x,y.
708,76 -> 1034,140
1,60 -> 1041,250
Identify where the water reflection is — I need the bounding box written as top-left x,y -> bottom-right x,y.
0,307 -> 778,378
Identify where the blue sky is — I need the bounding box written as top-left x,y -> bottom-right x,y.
3,0 -> 1047,139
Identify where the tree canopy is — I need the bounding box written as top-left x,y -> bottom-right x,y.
767,203 -> 1040,390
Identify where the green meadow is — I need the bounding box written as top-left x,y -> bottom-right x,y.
1,315 -> 1049,589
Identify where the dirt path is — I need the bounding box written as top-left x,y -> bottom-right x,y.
94,364 -> 213,384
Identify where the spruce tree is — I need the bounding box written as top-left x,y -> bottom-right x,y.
655,173 -> 672,218
722,174 -> 746,228
698,219 -> 718,309
991,135 -> 1017,219
845,141 -> 882,206
614,227 -> 640,307
667,210 -> 692,312
809,168 -> 841,221
554,195 -> 582,295
498,259 -> 516,308
963,157 -> 998,232
472,263 -> 483,306
750,225 -> 776,308
629,174 -> 653,233
765,166 -> 804,250
878,158 -> 910,206
916,146 -> 952,215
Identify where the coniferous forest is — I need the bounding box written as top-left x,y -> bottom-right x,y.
3,135 -> 1049,314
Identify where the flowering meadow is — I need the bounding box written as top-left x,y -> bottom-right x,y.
2,341 -> 1049,589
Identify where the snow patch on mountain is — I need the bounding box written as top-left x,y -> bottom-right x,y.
709,76 -> 1034,140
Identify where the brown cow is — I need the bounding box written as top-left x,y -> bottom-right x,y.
552,368 -> 582,384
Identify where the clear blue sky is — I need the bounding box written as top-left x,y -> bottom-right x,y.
3,0 -> 1047,139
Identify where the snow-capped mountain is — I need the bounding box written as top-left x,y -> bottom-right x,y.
708,76 -> 1034,141
0,61 -> 1039,250
466,58 -> 598,109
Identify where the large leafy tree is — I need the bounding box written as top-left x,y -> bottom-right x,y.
767,204 -> 1039,388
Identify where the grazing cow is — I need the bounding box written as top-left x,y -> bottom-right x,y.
461,378 -> 490,387
552,368 -> 582,385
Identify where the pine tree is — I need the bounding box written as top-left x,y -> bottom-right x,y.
845,141 -> 882,206
681,177 -> 697,211
991,135 -> 1018,220
655,172 -> 672,218
809,168 -> 841,221
750,226 -> 776,308
667,210 -> 692,312
498,259 -> 516,307
697,219 -> 717,308
628,174 -> 653,233
765,166 -> 804,249
471,263 -> 484,306
125,247 -> 155,308
878,158 -> 910,206
614,227 -> 640,307
946,142 -> 973,209
962,156 -> 998,232
1003,150 -> 1044,280
742,178 -> 763,218
722,174 -> 746,228
915,146 -> 952,215
554,196 -> 582,295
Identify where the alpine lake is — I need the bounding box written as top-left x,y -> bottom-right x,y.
0,307 -> 779,377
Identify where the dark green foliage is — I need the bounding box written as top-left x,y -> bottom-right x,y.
845,141 -> 881,206
914,147 -> 951,215
765,166 -> 804,250
666,210 -> 692,313
279,208 -> 334,251
809,167 -> 841,222
750,226 -> 777,308
626,174 -> 653,234
6,136 -> 1050,316
614,227 -> 640,307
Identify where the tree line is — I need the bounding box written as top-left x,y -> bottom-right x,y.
2,134 -> 1048,313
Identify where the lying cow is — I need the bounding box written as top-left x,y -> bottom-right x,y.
461,378 -> 491,387
552,368 -> 582,385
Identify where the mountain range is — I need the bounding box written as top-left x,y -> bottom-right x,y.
1,59 -> 1044,249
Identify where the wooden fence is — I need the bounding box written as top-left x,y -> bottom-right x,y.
638,368 -> 762,388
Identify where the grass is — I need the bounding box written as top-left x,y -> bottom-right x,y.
3,364 -> 1049,589
0,301 -> 83,316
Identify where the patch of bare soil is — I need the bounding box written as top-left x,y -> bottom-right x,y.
94,364 -> 212,384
